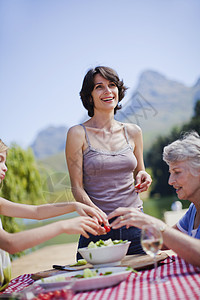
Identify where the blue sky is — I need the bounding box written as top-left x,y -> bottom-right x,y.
1,0 -> 200,148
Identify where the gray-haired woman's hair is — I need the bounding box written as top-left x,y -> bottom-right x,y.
163,131 -> 200,175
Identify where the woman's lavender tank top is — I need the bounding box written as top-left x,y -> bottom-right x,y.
81,124 -> 143,215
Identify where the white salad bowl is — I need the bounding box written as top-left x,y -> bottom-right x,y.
78,240 -> 131,267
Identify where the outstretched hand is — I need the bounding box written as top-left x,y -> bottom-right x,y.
75,202 -> 108,225
62,216 -> 102,238
108,207 -> 162,230
75,202 -> 109,235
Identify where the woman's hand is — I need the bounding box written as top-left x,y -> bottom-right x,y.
61,216 -> 101,238
108,207 -> 161,230
135,170 -> 152,193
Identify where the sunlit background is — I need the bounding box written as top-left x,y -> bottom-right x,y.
1,0 -> 200,148
1,1 -> 200,262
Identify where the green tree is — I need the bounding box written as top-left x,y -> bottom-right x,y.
0,144 -> 45,234
147,100 -> 200,196
182,100 -> 200,133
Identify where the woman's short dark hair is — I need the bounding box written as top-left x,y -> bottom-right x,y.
80,66 -> 128,117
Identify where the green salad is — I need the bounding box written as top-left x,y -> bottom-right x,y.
41,268 -> 113,282
87,238 -> 128,249
70,259 -> 87,267
72,268 -> 113,279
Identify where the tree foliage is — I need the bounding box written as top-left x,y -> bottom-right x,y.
0,144 -> 45,234
147,100 -> 200,196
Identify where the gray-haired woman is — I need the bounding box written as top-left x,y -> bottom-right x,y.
163,131 -> 200,238
108,131 -> 200,267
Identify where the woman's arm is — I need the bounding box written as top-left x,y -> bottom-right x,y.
0,216 -> 100,254
108,207 -> 200,267
66,126 -> 108,230
127,124 -> 152,192
66,126 -> 104,211
161,226 -> 200,267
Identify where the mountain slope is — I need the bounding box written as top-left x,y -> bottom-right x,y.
31,70 -> 200,159
31,126 -> 68,159
116,70 -> 200,150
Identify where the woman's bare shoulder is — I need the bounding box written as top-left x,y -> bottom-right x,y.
67,124 -> 85,138
66,125 -> 86,150
122,122 -> 142,137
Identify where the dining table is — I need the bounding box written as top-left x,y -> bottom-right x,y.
1,251 -> 200,299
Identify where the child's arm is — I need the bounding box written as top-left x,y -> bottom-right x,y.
0,216 -> 99,254
0,197 -> 107,224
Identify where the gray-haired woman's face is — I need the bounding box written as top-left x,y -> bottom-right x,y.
168,160 -> 200,202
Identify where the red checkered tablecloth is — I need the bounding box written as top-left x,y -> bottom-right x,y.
1,273 -> 34,294
1,255 -> 200,299
73,256 -> 200,300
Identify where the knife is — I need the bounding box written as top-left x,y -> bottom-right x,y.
52,264 -> 77,271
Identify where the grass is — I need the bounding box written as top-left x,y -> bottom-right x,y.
25,212 -> 80,246
143,195 -> 189,220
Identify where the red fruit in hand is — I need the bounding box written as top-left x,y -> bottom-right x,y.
104,225 -> 111,232
135,183 -> 141,189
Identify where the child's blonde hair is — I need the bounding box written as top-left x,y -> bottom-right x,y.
0,139 -> 9,153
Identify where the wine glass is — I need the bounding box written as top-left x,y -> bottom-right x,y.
141,224 -> 164,283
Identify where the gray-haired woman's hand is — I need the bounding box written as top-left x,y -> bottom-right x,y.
108,207 -> 162,230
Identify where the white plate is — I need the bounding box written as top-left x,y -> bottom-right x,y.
35,267 -> 132,292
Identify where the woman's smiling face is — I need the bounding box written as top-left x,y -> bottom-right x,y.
91,74 -> 119,113
168,160 -> 200,202
0,151 -> 7,184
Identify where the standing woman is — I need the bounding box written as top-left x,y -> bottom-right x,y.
66,66 -> 152,257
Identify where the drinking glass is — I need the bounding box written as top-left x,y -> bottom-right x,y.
141,224 -> 165,283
